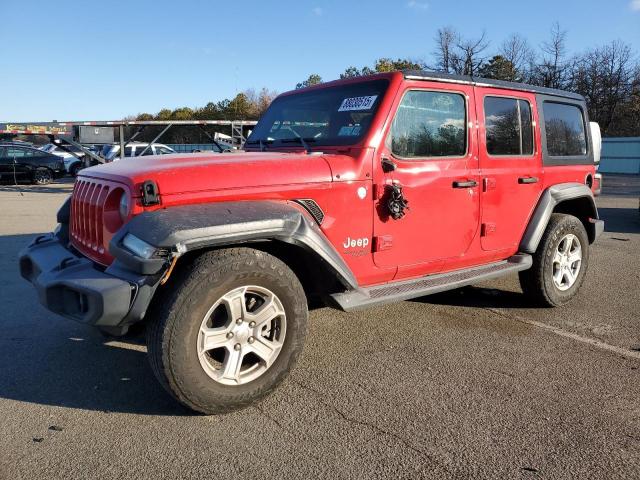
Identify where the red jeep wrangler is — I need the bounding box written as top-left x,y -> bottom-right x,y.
20,71 -> 604,414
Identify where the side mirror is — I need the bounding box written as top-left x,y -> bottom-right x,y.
381,156 -> 397,173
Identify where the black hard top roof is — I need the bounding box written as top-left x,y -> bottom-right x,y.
403,70 -> 584,101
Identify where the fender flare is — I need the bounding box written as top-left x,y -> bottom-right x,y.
109,200 -> 358,289
519,182 -> 601,254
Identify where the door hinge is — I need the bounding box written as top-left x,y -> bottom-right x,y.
373,184 -> 385,200
141,179 -> 161,206
481,223 -> 496,236
373,235 -> 393,252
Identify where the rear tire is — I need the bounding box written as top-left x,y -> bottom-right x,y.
146,248 -> 308,414
32,168 -> 53,185
519,213 -> 589,307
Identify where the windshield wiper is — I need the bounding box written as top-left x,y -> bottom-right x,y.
280,136 -> 316,152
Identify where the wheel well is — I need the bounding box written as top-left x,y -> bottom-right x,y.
552,196 -> 598,243
171,241 -> 346,308
250,240 -> 346,306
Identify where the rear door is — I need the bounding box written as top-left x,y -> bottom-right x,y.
475,88 -> 543,252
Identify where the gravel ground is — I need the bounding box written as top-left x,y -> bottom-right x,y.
0,175 -> 638,479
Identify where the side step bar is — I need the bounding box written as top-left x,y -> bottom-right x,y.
330,254 -> 532,312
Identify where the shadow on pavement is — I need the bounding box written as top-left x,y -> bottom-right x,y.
0,232 -> 187,416
597,207 -> 640,235
412,286 -> 536,310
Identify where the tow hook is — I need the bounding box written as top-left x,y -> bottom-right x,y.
160,244 -> 186,285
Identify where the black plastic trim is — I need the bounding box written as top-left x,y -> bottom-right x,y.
519,183 -> 601,253
117,200 -> 358,289
536,95 -> 594,166
331,254 -> 532,311
19,234 -> 160,326
56,196 -> 71,224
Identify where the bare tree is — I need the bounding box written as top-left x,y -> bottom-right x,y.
570,41 -> 635,134
499,34 -> 535,81
532,22 -> 569,88
432,27 -> 460,73
456,31 -> 490,76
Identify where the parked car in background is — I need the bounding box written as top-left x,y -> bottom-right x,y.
40,143 -> 88,176
102,142 -> 176,161
0,139 -> 34,148
0,144 -> 64,184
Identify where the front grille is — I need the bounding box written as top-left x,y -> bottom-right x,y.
70,178 -> 112,265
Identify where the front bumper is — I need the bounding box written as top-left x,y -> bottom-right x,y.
19,233 -> 161,326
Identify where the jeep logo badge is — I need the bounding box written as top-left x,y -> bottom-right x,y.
343,237 -> 369,249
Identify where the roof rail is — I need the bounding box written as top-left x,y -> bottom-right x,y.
402,70 -> 584,101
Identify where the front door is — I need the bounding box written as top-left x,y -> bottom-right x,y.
475,88 -> 543,251
373,82 -> 480,273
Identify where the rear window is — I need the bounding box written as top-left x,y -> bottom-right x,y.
543,102 -> 587,157
484,97 -> 534,156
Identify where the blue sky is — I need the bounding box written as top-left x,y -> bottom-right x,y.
1,0 -> 639,121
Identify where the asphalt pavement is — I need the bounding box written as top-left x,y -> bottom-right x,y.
0,175 -> 638,479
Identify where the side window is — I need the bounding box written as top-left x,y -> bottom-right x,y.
140,146 -> 154,156
543,102 -> 587,156
7,148 -> 31,158
0,147 -> 6,158
156,146 -> 173,155
124,146 -> 134,157
484,97 -> 534,156
390,90 -> 466,158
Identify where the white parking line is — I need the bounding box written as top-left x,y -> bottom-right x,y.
487,308 -> 640,361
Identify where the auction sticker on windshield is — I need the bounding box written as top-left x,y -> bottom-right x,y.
338,95 -> 378,111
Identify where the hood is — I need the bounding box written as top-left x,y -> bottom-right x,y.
79,151 -> 334,196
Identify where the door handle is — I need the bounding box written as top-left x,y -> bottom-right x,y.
518,176 -> 539,184
452,180 -> 478,188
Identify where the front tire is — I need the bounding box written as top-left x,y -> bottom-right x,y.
519,213 -> 590,307
146,248 -> 308,414
32,168 -> 53,185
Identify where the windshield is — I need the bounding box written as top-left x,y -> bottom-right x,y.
247,79 -> 389,148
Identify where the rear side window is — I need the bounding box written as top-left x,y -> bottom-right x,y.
6,148 -> 35,158
484,97 -> 534,156
390,90 -> 466,159
543,102 -> 587,156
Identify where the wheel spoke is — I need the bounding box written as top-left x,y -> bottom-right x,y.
553,267 -> 564,286
221,348 -> 243,383
565,268 -> 576,286
249,337 -> 282,367
568,250 -> 581,265
246,296 -> 284,328
200,327 -> 230,352
222,287 -> 247,322
553,250 -> 564,265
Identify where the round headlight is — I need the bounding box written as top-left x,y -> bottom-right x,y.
119,192 -> 130,221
